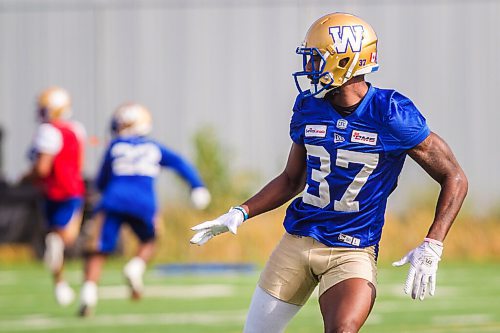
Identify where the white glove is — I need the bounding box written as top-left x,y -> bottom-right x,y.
190,187 -> 211,210
190,207 -> 247,245
392,238 -> 443,300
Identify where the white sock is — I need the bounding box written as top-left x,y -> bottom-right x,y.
124,257 -> 146,276
243,286 -> 302,333
44,232 -> 64,272
54,281 -> 75,306
80,281 -> 98,307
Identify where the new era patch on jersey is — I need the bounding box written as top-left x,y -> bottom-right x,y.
334,133 -> 345,143
305,125 -> 327,137
351,130 -> 377,146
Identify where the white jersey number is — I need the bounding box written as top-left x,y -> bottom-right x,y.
302,145 -> 379,212
111,142 -> 161,177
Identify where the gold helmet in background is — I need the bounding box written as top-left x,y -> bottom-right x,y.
293,13 -> 379,98
37,86 -> 72,121
111,102 -> 152,137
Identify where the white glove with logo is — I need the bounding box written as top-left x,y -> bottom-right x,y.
190,207 -> 247,246
190,187 -> 211,210
392,238 -> 443,300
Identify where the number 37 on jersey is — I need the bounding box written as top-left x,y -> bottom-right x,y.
302,144 -> 379,212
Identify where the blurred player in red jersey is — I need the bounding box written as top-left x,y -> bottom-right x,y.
24,87 -> 86,306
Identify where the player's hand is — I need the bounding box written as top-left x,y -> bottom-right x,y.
190,187 -> 211,210
392,238 -> 443,300
190,207 -> 247,245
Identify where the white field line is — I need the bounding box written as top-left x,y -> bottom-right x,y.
377,284 -> 459,297
99,284 -> 235,299
432,314 -> 493,325
1,311 -> 247,331
0,271 -> 17,285
374,298 -> 500,313
368,323 -> 500,333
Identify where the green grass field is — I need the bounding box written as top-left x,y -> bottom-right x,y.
1,261 -> 499,333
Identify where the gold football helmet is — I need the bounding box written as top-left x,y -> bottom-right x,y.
293,13 -> 379,98
111,103 -> 152,137
37,86 -> 72,121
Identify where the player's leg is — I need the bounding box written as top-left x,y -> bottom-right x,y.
44,198 -> 83,275
316,246 -> 378,333
79,253 -> 106,317
319,278 -> 376,333
244,233 -> 318,332
123,214 -> 157,300
58,203 -> 83,246
244,286 -> 302,333
122,243 -> 151,300
44,231 -> 65,275
79,211 -> 121,316
43,197 -> 83,306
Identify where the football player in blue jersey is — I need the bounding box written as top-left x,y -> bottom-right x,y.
190,12 -> 468,333
79,102 -> 211,316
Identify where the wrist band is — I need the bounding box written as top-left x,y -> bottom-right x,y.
424,237 -> 443,247
233,206 -> 249,221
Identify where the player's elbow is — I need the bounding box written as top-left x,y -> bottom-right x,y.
34,164 -> 51,178
447,168 -> 468,200
456,169 -> 468,198
283,172 -> 306,196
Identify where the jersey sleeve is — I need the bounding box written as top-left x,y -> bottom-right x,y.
32,123 -> 63,155
159,144 -> 205,188
382,92 -> 430,153
289,95 -> 306,144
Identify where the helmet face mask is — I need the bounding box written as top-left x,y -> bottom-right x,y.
292,13 -> 379,98
293,46 -> 335,98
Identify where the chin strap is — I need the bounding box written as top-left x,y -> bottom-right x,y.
343,52 -> 360,84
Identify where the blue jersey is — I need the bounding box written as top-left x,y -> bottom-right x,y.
284,84 -> 430,248
96,136 -> 205,223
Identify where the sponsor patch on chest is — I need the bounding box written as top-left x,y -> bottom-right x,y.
334,133 -> 345,143
305,125 -> 327,138
351,130 -> 378,146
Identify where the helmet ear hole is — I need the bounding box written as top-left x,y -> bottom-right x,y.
338,57 -> 350,69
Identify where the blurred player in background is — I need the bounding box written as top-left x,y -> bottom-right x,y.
24,86 -> 86,306
190,13 -> 468,333
79,102 -> 211,316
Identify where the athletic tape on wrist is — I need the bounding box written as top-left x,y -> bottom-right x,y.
233,206 -> 249,221
424,237 -> 443,247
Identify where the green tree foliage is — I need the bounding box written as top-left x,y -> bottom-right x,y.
192,126 -> 256,209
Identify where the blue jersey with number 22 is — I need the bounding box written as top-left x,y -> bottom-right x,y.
96,136 -> 204,224
284,84 -> 430,248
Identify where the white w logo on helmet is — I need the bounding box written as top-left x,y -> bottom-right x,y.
329,25 -> 364,54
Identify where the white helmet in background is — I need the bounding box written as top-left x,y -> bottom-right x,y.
111,103 -> 152,137
37,86 -> 72,122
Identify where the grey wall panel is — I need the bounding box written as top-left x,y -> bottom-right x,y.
0,0 -> 496,210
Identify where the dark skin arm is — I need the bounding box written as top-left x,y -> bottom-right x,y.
408,132 -> 468,242
240,143 -> 307,218
22,153 -> 54,183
